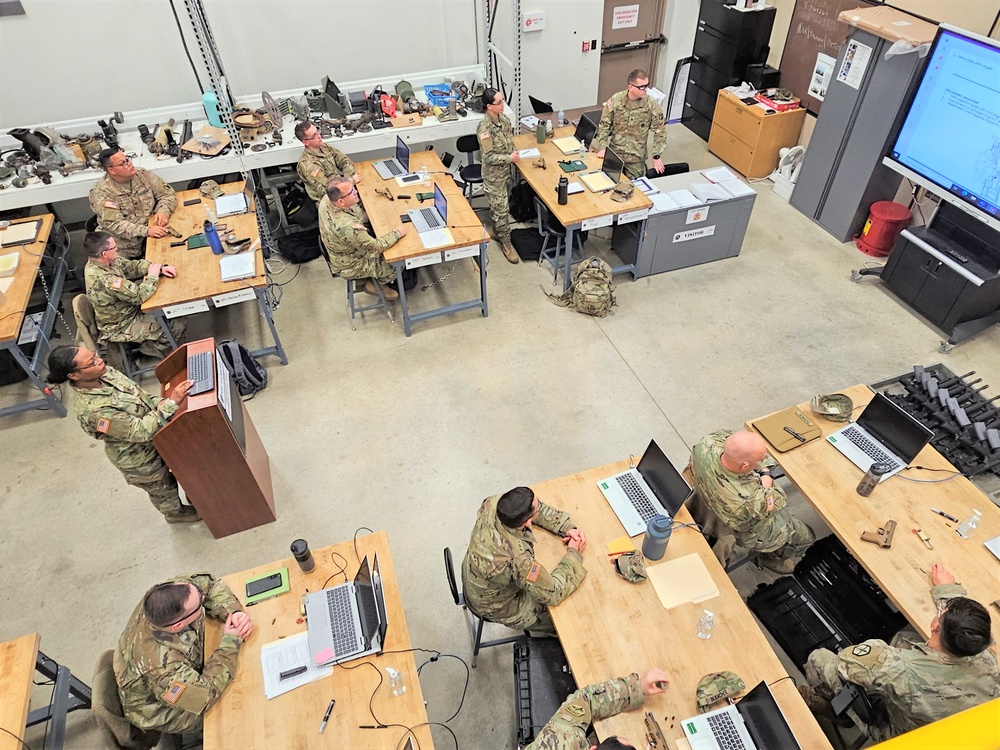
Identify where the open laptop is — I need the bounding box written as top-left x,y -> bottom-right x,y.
374,136 -> 411,179
579,147 -> 625,193
409,183 -> 447,233
305,554 -> 388,666
682,680 -> 801,750
214,185 -> 253,218
574,109 -> 603,148
827,392 -> 934,480
597,439 -> 694,537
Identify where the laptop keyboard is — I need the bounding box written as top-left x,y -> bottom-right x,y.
386,160 -> 403,176
187,351 -> 214,395
707,712 -> 748,750
325,587 -> 359,657
419,207 -> 442,229
842,426 -> 902,470
615,474 -> 658,522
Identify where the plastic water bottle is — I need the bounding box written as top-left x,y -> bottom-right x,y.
202,90 -> 223,127
386,667 -> 407,696
420,166 -> 430,187
955,509 -> 982,539
204,203 -> 217,225
579,140 -> 587,160
697,610 -> 715,640
557,108 -> 566,127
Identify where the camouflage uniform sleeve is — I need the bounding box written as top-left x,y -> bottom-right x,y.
103,266 -> 159,305
835,640 -> 905,692
593,98 -> 616,152
479,120 -> 511,167
357,225 -> 401,254
931,583 -> 967,606
512,547 -> 586,606
148,171 -> 176,217
86,398 -> 178,443
332,147 -> 356,180
531,674 -> 643,747
192,574 -> 243,620
535,500 -> 573,537
648,99 -> 667,157
117,258 -> 152,281
144,636 -> 242,719
90,183 -> 148,240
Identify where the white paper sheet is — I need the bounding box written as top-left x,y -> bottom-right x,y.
720,180 -> 756,198
700,167 -> 738,183
666,189 -> 700,208
689,183 -> 730,202
517,148 -> 541,158
651,193 -> 681,212
261,632 -> 333,699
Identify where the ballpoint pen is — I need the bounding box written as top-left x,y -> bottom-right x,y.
318,698 -> 335,734
930,507 -> 959,523
783,425 -> 806,442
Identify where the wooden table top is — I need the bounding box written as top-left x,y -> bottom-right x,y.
512,126 -> 652,227
203,531 -> 433,750
0,633 -> 39,750
355,151 -> 487,264
749,383 -> 1000,643
531,461 -> 831,749
0,215 -> 54,343
143,181 -> 265,311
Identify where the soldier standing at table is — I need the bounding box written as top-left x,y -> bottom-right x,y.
294,121 -> 360,203
89,148 -> 176,259
593,69 -> 667,180
477,87 -> 521,264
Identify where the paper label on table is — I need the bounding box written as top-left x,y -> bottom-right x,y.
606,536 -> 636,555
616,208 -> 649,225
612,4 -> 639,29
16,312 -> 41,345
444,244 -> 480,261
581,214 -> 613,231
261,632 -> 333,699
163,299 -> 210,319
215,350 -> 232,421
674,225 -> 716,243
211,288 -> 256,307
518,148 -> 541,158
405,251 -> 443,269
686,206 -> 709,224
836,40 -> 872,90
646,553 -> 719,610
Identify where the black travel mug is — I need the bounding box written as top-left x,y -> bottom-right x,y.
558,176 -> 568,205
290,539 -> 315,572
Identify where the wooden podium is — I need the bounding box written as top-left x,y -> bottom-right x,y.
153,337 -> 276,538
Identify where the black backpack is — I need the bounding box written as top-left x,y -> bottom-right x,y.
217,340 -> 267,399
509,182 -> 535,223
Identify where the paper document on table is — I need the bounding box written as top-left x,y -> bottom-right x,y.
719,180 -> 756,198
701,166 -> 738,183
631,177 -> 658,195
261,632 -> 332,699
651,193 -> 681,212
518,148 -> 541,158
646,553 -> 719,610
0,276 -> 14,296
418,227 -> 454,250
666,189 -> 700,208
689,183 -> 730,202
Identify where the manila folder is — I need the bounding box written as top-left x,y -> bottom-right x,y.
646,552 -> 719,610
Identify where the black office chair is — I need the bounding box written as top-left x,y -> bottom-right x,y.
443,548 -> 522,668
644,162 -> 690,179
830,683 -> 880,750
455,135 -> 484,203
534,197 -> 585,285
528,95 -> 554,115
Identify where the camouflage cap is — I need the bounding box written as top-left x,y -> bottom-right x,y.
199,179 -> 223,198
614,550 -> 647,583
810,393 -> 854,422
696,671 -> 745,712
610,178 -> 634,203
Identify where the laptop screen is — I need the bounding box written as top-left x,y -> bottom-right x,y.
857,393 -> 934,464
736,681 -> 801,750
574,109 -> 602,147
433,183 -> 448,224
602,147 -> 625,183
396,136 -> 410,172
371,553 -> 388,647
637,439 -> 692,517
353,557 -> 382,650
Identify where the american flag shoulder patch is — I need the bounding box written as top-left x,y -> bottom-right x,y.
162,682 -> 186,704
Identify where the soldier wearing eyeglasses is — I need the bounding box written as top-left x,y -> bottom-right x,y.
593,69 -> 668,180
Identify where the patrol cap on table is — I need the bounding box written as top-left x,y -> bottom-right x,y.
696,671 -> 745,712
199,179 -> 223,198
610,178 -> 634,203
810,393 -> 854,422
613,550 -> 647,583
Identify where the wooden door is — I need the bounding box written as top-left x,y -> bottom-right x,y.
598,0 -> 668,105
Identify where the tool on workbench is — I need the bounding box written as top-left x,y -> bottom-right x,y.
912,528 -> 933,550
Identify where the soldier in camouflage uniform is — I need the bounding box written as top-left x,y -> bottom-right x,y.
461,486 -> 588,636
45,346 -> 200,523
318,178 -> 404,300
294,121 -> 360,203
477,88 -> 521,264
89,148 -> 176,259
691,429 -> 814,574
802,563 -> 998,741
83,231 -> 183,359
526,668 -> 670,750
114,573 -> 252,734
593,69 -> 668,180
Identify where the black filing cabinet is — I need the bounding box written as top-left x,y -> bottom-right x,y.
683,0 -> 775,141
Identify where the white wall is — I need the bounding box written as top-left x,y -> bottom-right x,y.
0,0 -> 479,129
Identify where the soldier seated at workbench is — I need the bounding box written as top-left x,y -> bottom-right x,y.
84,230 -> 184,359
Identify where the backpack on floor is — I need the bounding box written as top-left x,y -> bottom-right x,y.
509,182 -> 535,223
544,257 -> 617,317
217,340 -> 267,399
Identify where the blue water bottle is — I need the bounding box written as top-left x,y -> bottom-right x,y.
202,90 -> 223,127
641,514 -> 673,560
204,220 -> 224,255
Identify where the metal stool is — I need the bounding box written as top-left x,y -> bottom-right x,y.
346,279 -> 394,330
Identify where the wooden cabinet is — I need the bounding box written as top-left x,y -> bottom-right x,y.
707,89 -> 805,179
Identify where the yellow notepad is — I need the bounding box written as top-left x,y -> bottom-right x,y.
646,553 -> 719,610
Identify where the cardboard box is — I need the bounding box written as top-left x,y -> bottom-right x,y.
754,90 -> 801,112
837,6 -> 937,46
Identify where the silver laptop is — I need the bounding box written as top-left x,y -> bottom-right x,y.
682,681 -> 801,750
827,392 -> 934,481
219,252 -> 256,282
409,183 -> 448,233
306,554 -> 388,667
214,185 -> 253,218
374,135 -> 411,179
597,439 -> 693,537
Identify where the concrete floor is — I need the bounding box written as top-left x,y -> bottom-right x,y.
2,123 -> 999,750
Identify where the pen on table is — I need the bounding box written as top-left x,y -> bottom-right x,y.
279,666 -> 307,680
607,550 -> 632,558
318,698 -> 335,734
783,425 -> 806,442
930,507 -> 959,523
360,725 -> 389,729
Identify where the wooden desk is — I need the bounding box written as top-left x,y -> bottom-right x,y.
0,634 -> 38,750
143,182 -> 287,364
356,151 -> 488,336
531,461 -> 831,748
204,531 -> 434,750
749,384 -> 1000,644
0,214 -> 68,418
513,126 -> 653,291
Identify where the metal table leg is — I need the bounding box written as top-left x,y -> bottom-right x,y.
27,651 -> 92,750
252,287 -> 289,364
0,344 -> 67,418
153,310 -> 180,349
